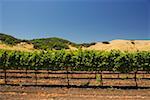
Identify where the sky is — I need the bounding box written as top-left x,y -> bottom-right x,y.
0,0 -> 149,43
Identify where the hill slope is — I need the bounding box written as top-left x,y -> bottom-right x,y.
0,33 -> 80,51
87,40 -> 150,51
0,33 -> 35,51
31,37 -> 76,50
0,33 -> 22,45
0,33 -> 150,51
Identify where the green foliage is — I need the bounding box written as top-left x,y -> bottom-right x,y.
31,37 -> 74,50
0,33 -> 22,45
77,42 -> 96,47
114,52 -> 132,73
0,33 -> 96,50
96,74 -> 101,82
102,41 -> 110,44
0,49 -> 149,73
31,37 -> 96,50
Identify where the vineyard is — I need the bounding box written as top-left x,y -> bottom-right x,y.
0,49 -> 150,88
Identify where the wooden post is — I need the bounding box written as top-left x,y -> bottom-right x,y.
117,73 -> 120,78
26,66 -> 28,83
25,68 -> 27,76
134,71 -> 138,87
4,66 -> 7,85
95,70 -> 97,79
66,66 -> 70,88
35,68 -> 38,85
47,67 -> 49,79
143,72 -> 144,79
100,70 -> 103,86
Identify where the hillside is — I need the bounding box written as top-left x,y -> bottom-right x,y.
0,33 -> 95,51
86,40 -> 150,51
0,33 -> 150,51
0,33 -> 74,50
0,33 -> 35,51
31,38 -> 96,50
0,33 -> 22,45
0,42 -> 35,52
31,37 -> 76,50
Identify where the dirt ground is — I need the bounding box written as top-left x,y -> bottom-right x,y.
0,86 -> 150,100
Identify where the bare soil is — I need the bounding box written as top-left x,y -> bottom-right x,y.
0,86 -> 150,100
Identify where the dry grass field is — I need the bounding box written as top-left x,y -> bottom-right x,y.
86,40 -> 150,51
0,42 -> 35,52
1,40 -> 150,52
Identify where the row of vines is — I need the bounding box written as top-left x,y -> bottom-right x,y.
0,49 -> 150,73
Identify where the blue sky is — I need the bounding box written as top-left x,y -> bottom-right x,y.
0,0 -> 149,43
